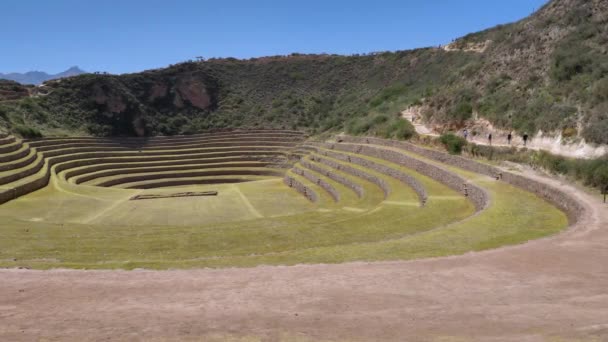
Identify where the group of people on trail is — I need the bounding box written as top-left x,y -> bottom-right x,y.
462,129 -> 529,147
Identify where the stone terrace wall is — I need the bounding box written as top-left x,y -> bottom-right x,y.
299,159 -> 364,198
41,146 -> 288,159
0,155 -> 45,186
308,143 -> 428,206
340,136 -> 585,223
292,166 -> 340,202
0,145 -> 30,164
72,162 -> 270,184
284,175 -> 318,203
0,163 -> 50,205
27,134 -> 305,148
61,156 -> 266,181
25,130 -> 305,144
319,141 -> 487,211
127,178 -> 253,189
309,154 -> 391,199
52,151 -> 286,176
0,140 -> 22,154
34,139 -> 300,152
96,169 -> 284,187
0,135 -> 16,146
0,150 -> 37,172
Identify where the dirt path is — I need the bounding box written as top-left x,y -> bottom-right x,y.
1,170 -> 607,341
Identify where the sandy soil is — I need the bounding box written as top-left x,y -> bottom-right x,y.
1,169 -> 607,341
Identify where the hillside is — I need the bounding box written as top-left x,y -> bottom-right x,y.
0,66 -> 86,85
0,80 -> 32,101
0,0 -> 606,145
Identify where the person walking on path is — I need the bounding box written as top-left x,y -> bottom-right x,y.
463,129 -> 469,140
523,133 -> 529,147
488,133 -> 493,146
507,132 -> 512,145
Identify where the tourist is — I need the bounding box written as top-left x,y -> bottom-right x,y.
523,133 -> 529,147
507,132 -> 512,145
463,129 -> 469,140
488,133 -> 492,146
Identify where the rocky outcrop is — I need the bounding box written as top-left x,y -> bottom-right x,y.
175,76 -> 213,110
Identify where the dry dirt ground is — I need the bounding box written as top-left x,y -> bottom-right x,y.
1,169 -> 607,341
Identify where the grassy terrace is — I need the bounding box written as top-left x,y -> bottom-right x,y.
0,133 -> 568,269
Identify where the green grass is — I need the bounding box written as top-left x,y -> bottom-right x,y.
0,142 -> 568,269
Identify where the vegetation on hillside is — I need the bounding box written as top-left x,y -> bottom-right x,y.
0,0 -> 606,146
428,0 -> 608,144
462,142 -> 608,193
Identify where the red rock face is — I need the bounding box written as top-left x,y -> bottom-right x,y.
0,82 -> 31,101
132,116 -> 146,137
148,83 -> 168,102
92,85 -> 126,113
175,77 -> 211,110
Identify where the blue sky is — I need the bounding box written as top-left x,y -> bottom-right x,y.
3,0 -> 548,74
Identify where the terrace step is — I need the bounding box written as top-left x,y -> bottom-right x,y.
34,139 -> 300,153
298,157 -> 365,199
0,144 -> 32,164
70,161 -> 274,185
0,140 -> 22,154
291,165 -> 340,203
307,144 -> 428,206
89,167 -> 286,188
57,156 -> 280,181
0,130 -> 309,205
121,175 -> 278,189
0,153 -> 44,186
316,142 -> 486,211
0,148 -> 37,172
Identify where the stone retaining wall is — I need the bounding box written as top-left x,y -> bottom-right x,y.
0,131 -> 305,204
299,159 -> 364,198
318,141 -> 487,211
61,156 -> 266,181
126,178 -> 254,189
292,166 -> 340,202
96,169 -> 284,187
52,151 -> 286,176
0,150 -> 37,172
0,154 -> 45,186
41,146 -> 288,159
73,162 -> 271,184
25,130 -> 305,144
341,136 -> 584,223
0,146 -> 31,164
0,135 -> 16,145
33,137 -> 301,151
0,140 -> 22,154
284,175 -> 318,202
309,154 -> 391,199
308,143 -> 428,205
0,163 -> 50,205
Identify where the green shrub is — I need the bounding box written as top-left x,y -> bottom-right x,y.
562,127 -> 577,138
592,164 -> 608,192
13,124 -> 42,138
462,141 -> 608,193
388,119 -> 416,140
440,133 -> 467,155
369,84 -> 408,107
450,101 -> 473,122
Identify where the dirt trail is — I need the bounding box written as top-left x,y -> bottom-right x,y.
1,169 -> 607,341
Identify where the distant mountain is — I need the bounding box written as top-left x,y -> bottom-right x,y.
0,66 -> 86,85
